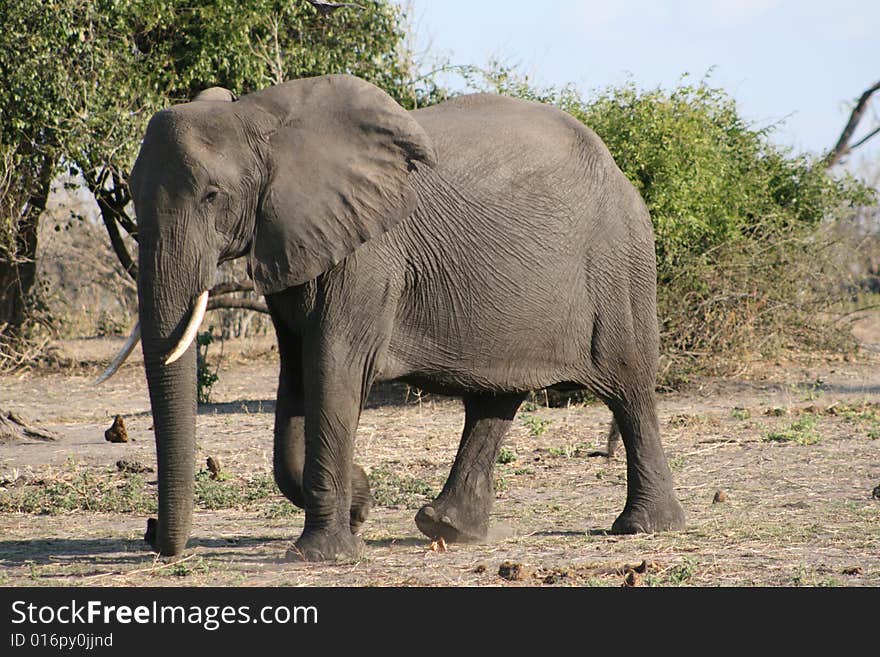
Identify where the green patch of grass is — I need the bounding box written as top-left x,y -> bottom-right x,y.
763,416 -> 821,445
513,467 -> 534,476
0,466 -> 280,515
645,558 -> 697,586
263,498 -> 302,519
0,470 -> 156,514
496,447 -> 517,464
522,415 -> 552,437
157,556 -> 210,578
834,403 -> 880,423
193,471 -> 277,510
793,379 -> 825,401
546,443 -> 588,458
368,465 -> 434,509
731,407 -> 751,420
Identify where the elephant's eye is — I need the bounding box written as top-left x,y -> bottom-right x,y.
203,189 -> 219,203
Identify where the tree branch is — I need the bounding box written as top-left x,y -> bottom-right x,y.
99,209 -> 138,281
210,281 -> 256,296
207,297 -> 268,313
824,80 -> 880,168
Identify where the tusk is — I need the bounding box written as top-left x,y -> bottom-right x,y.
164,290 -> 209,365
95,322 -> 141,385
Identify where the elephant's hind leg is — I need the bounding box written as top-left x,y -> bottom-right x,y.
606,389 -> 685,534
416,392 -> 525,543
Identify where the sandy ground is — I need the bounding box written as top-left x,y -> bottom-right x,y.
1,317 -> 879,587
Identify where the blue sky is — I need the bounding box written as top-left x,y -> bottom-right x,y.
395,0 -> 880,170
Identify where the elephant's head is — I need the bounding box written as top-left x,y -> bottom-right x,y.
125,75 -> 436,556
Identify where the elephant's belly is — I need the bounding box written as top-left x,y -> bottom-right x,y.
378,321 -> 590,394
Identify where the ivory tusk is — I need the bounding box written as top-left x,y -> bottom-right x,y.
164,290 -> 210,365
95,322 -> 141,385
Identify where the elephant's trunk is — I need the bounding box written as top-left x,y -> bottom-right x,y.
142,342 -> 196,557
138,249 -> 206,557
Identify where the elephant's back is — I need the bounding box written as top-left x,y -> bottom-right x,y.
411,93 -> 618,193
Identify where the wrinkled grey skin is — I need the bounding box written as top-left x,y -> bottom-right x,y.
130,74 -> 685,560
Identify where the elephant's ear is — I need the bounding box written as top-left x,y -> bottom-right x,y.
244,75 -> 437,294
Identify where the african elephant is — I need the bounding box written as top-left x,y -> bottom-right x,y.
108,74 -> 685,560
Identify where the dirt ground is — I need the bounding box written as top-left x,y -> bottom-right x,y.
1,316 -> 879,587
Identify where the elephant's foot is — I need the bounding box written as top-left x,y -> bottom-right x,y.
415,499 -> 489,544
611,495 -> 686,534
350,464 -> 372,535
287,526 -> 365,562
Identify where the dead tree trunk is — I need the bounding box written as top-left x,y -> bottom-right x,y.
0,409 -> 57,443
824,80 -> 880,168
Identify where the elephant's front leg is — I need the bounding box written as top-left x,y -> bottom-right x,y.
288,354 -> 371,562
416,393 -> 525,543
273,360 -> 371,535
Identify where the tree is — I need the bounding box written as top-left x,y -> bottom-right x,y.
0,0 -> 441,347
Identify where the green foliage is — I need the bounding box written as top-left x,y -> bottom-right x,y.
546,443 -> 586,458
0,0 -> 442,344
0,464 -> 279,514
522,415 -> 551,437
157,556 -> 210,578
763,416 -> 821,445
367,465 -> 433,508
646,557 -> 698,586
0,0 -> 436,179
193,470 -> 277,510
0,470 -> 156,514
196,328 -> 220,405
731,407 -> 751,421
496,447 -> 517,464
466,63 -> 876,366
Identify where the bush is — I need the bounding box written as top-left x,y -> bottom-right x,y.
466,65 -> 876,372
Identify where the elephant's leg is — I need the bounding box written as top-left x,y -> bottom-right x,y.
416,392 -> 525,543
271,327 -> 371,537
288,352 -> 372,561
606,389 -> 685,534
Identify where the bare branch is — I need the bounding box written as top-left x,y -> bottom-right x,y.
848,124 -> 880,152
206,297 -> 268,313
99,211 -> 138,281
210,281 -> 256,296
824,80 -> 880,168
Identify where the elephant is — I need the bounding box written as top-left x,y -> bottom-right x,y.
105,74 -> 686,560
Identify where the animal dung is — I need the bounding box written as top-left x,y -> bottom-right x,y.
206,456 -> 222,479
104,415 -> 129,443
498,561 -> 531,581
144,518 -> 157,546
622,570 -> 642,587
116,459 -> 153,474
713,489 -> 728,504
